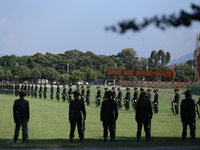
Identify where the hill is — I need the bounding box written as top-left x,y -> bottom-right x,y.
168,53 -> 193,65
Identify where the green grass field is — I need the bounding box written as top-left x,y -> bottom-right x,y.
0,87 -> 199,148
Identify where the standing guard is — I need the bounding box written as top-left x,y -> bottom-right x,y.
24,83 -> 27,95
43,84 -> 47,99
21,83 -> 24,91
27,83 -> 30,97
50,84 -> 54,100
69,90 -> 86,143
62,85 -> 66,102
76,85 -> 80,93
81,86 -> 85,103
147,89 -> 152,101
67,84 -> 72,103
11,83 -> 14,95
34,84 -> 38,98
103,88 -> 108,101
132,87 -> 138,111
31,83 -> 34,98
125,88 -> 130,110
117,88 -> 122,109
180,90 -> 196,141
171,89 -> 180,115
39,84 -> 42,99
56,84 -> 60,101
17,83 -> 20,96
138,88 -> 144,100
112,87 -> 116,101
100,90 -> 118,142
152,89 -> 159,113
86,86 -> 90,105
136,92 -> 153,142
96,87 -> 101,107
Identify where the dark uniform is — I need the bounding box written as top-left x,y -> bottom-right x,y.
132,87 -> 138,111
43,84 -> 47,99
50,84 -> 54,100
39,84 -> 42,99
76,85 -> 80,93
96,87 -> 101,107
136,92 -> 153,142
172,89 -> 180,115
13,91 -> 30,143
24,83 -> 27,95
62,85 -> 66,102
112,87 -> 116,101
81,86 -> 85,103
147,89 -> 151,101
27,83 -> 30,97
138,88 -> 144,100
86,86 -> 90,105
180,90 -> 196,141
100,90 -> 118,142
69,91 -> 86,142
117,88 -> 122,109
21,83 -> 24,91
67,85 -> 72,103
153,89 -> 159,113
31,84 -> 34,98
17,83 -> 20,96
56,85 -> 60,101
34,84 -> 38,98
125,88 -> 130,110
11,83 -> 14,95
103,88 -> 108,101
0,83 -> 2,94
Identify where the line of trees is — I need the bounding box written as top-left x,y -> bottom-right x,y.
0,48 -> 194,83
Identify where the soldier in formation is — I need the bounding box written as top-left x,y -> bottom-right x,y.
171,89 -> 180,115
62,85 -> 66,102
27,83 -> 30,97
132,87 -> 138,111
39,84 -> 42,99
31,83 -> 34,98
50,84 -> 54,100
100,90 -> 118,142
67,85 -> 72,103
34,84 -> 38,98
125,87 -> 130,110
117,88 -> 122,109
103,88 -> 108,101
147,89 -> 151,101
56,84 -> 60,101
86,86 -> 90,105
152,89 -> 159,113
43,84 -> 47,99
81,86 -> 85,103
112,87 -> 116,101
96,87 -> 101,107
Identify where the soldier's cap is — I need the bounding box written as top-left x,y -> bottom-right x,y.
154,89 -> 158,91
140,88 -> 144,90
187,89 -> 192,92
112,87 -> 115,89
76,85 -> 79,87
87,85 -> 90,88
140,92 -> 148,97
72,90 -> 80,95
104,87 -> 108,90
117,88 -> 120,90
63,85 -> 65,87
126,87 -> 130,90
134,87 -> 138,89
97,86 -> 100,88
106,90 -> 113,96
185,90 -> 191,97
19,91 -> 26,97
147,89 -> 151,91
57,84 -> 59,86
174,88 -> 179,91
69,84 -> 72,86
81,85 -> 84,88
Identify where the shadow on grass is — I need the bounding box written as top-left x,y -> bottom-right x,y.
0,137 -> 199,148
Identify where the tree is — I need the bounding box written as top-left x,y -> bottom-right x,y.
43,67 -> 60,82
138,57 -> 148,70
81,67 -> 97,83
31,68 -> 41,81
106,4 -> 200,33
16,66 -> 31,81
60,73 -> 70,84
117,48 -> 138,69
0,66 -> 5,80
166,52 -> 171,66
70,70 -> 85,82
3,69 -> 13,81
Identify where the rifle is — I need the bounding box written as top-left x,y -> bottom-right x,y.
82,119 -> 86,140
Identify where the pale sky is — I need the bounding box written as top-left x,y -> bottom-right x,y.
0,0 -> 199,60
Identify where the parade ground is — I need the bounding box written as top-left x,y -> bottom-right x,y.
0,87 -> 199,149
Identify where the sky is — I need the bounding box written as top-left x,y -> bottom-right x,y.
0,0 -> 199,60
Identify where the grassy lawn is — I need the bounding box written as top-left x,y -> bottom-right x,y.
0,87 -> 199,148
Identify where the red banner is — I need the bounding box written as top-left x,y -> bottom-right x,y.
106,69 -> 174,78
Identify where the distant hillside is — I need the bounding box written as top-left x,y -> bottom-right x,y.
168,53 -> 193,65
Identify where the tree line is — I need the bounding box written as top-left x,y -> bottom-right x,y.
0,48 -> 194,83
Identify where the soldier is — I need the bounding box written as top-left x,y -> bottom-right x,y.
67,84 -> 72,103
56,84 -> 60,101
31,83 -> 34,98
5,82 -> 8,94
136,92 -> 153,142
96,87 -> 101,107
69,90 -> 86,143
17,83 -> 20,96
138,88 -> 144,100
27,83 -> 30,97
43,84 -> 47,99
152,89 -> 159,113
34,84 -> 38,98
180,90 -> 196,141
76,85 -> 80,93
62,85 -> 66,102
171,89 -> 180,115
100,90 -> 118,142
14,83 -> 17,96
147,89 -> 152,101
24,83 -> 27,95
2,82 -> 5,94
39,84 -> 42,99
81,86 -> 85,103
0,82 -> 2,94
103,88 -> 108,101
117,88 -> 122,109
50,84 -> 54,100
112,87 -> 116,101
21,83 -> 24,91
11,83 -> 14,95
13,91 -> 30,143
125,87 -> 131,110
132,87 -> 138,111
86,86 -> 90,105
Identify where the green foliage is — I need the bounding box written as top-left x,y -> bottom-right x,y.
15,66 -> 31,80
60,73 -> 70,84
31,68 -> 42,80
0,66 -> 5,80
43,67 -> 60,82
3,69 -> 13,81
70,70 -> 85,81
